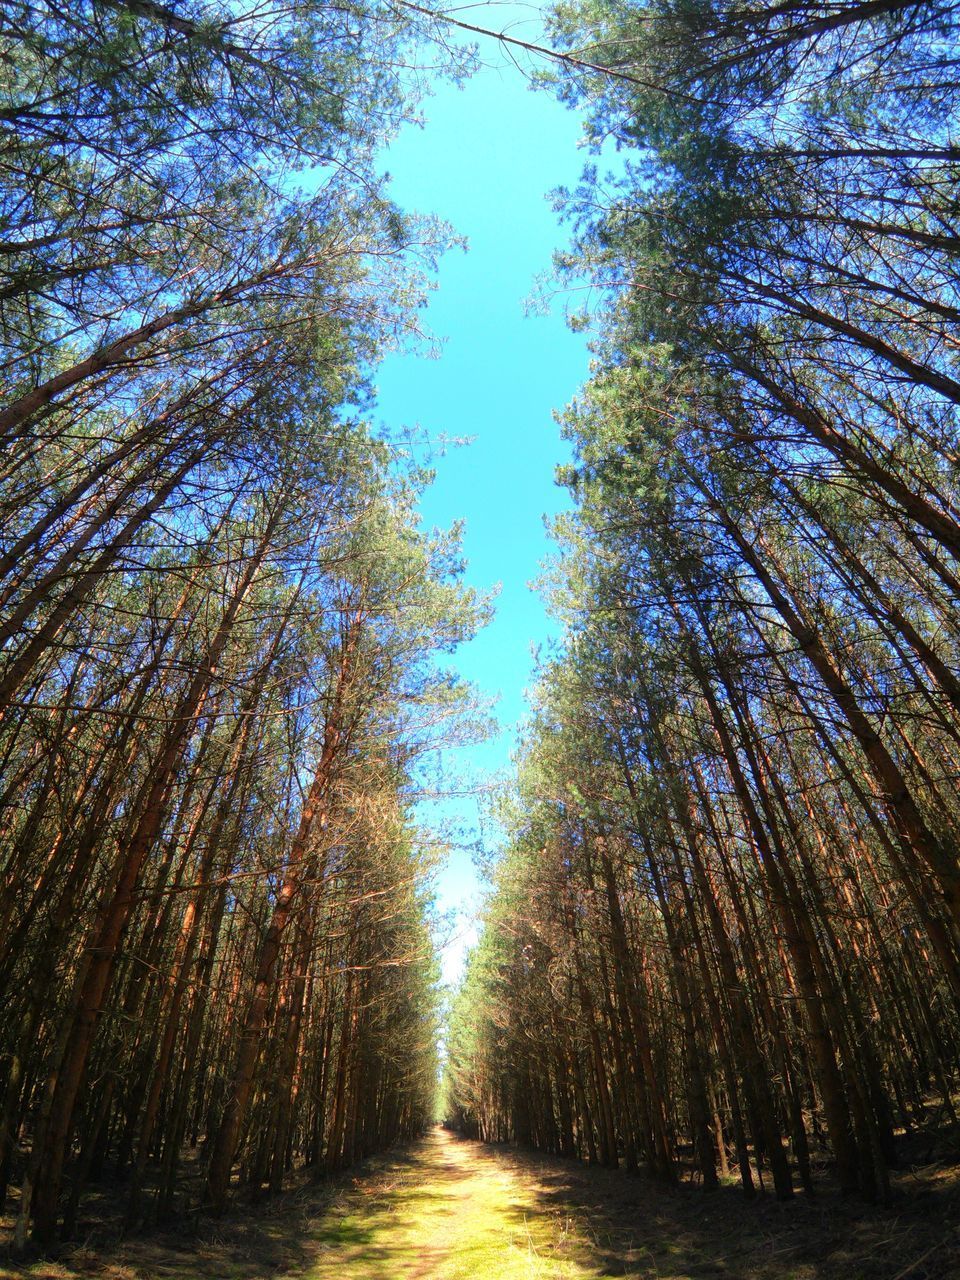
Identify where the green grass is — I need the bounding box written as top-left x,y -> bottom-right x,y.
302,1129 -> 595,1279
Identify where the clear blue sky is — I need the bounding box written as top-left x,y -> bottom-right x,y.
373,7 -> 593,984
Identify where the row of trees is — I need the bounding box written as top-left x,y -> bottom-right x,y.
446,0 -> 960,1203
1,0 -> 478,1248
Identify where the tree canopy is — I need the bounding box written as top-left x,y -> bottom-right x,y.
446,0 -> 960,1204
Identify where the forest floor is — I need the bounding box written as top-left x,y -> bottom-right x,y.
3,1126 -> 960,1280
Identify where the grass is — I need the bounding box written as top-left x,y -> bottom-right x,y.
2,1126 -> 959,1279
299,1129 -> 595,1279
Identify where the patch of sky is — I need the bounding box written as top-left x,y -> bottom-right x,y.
374,2 -> 601,985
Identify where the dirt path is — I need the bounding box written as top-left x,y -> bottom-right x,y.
301,1127 -> 589,1279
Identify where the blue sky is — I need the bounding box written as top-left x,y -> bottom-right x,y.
373,8 -> 594,983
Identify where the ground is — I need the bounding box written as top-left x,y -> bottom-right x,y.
2,1128 -> 960,1279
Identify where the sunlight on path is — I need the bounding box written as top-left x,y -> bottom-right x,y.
305,1128 -> 593,1280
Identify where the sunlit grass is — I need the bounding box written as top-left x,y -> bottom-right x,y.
304,1129 -> 595,1279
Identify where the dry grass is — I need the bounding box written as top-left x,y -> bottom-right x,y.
484,1135 -> 960,1279
2,1127 -> 960,1279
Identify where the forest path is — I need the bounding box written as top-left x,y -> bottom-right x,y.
301,1126 -> 590,1279
4,1128 -> 959,1279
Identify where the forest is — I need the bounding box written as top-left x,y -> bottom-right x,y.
0,0 -> 488,1251
2,0 -> 960,1276
446,0 -> 960,1216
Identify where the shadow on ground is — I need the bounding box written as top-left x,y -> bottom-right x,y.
2,1127 -> 960,1279
463,1128 -> 960,1280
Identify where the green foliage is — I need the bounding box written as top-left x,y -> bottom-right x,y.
449,0 -> 960,1203
0,0 -> 490,1239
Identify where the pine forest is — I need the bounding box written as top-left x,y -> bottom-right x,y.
2,2 -> 960,1278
